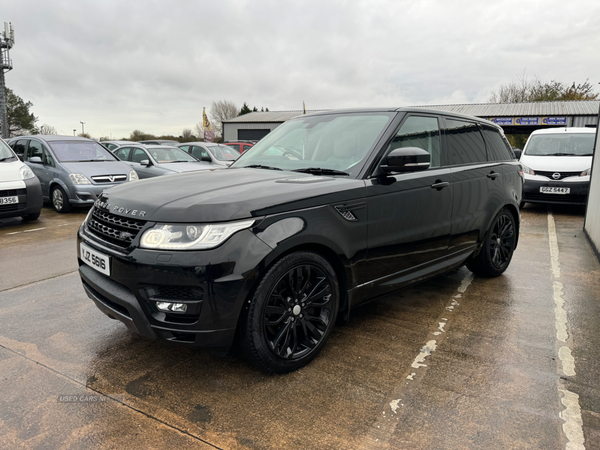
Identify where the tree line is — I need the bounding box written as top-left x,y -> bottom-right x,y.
2,74 -> 598,142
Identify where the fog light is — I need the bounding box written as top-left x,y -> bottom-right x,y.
156,302 -> 171,312
171,303 -> 187,313
155,301 -> 188,313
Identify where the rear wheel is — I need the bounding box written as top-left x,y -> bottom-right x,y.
467,208 -> 516,277
51,186 -> 72,213
240,251 -> 339,373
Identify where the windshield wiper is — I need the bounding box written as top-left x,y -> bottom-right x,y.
292,167 -> 349,176
244,164 -> 283,171
0,157 -> 16,162
545,153 -> 576,156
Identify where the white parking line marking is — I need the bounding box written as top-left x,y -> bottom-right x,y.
548,210 -> 585,449
23,227 -> 46,233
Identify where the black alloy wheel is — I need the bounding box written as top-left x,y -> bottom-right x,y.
467,208 -> 516,277
240,252 -> 339,373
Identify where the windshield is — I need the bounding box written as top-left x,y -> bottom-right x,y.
231,112 -> 394,176
146,146 -> 198,163
0,139 -> 18,162
49,140 -> 118,162
208,145 -> 240,161
524,133 -> 595,156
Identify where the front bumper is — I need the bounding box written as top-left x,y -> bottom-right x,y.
68,183 -> 124,205
522,178 -> 589,205
77,224 -> 273,351
0,177 -> 43,219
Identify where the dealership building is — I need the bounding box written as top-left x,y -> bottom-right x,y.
223,100 -> 599,142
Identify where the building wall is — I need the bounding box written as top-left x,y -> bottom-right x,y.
223,122 -> 283,142
584,124 -> 600,262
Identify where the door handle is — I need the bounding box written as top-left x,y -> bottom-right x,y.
431,181 -> 449,190
487,172 -> 499,179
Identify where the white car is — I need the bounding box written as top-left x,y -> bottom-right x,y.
0,138 -> 43,221
520,127 -> 595,206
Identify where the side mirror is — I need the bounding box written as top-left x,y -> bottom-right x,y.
201,156 -> 211,162
29,156 -> 43,164
381,147 -> 430,173
513,149 -> 522,160
140,159 -> 152,166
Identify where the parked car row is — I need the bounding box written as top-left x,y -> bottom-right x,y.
4,134 -> 241,215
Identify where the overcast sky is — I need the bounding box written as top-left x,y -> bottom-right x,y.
3,0 -> 600,139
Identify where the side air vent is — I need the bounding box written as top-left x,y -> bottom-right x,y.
333,201 -> 366,221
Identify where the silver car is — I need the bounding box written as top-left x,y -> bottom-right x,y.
177,142 -> 240,168
112,144 -> 213,179
8,135 -> 138,213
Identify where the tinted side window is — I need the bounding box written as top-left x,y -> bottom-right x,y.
192,146 -> 209,160
390,116 -> 441,168
481,125 -> 512,161
115,147 -> 131,161
43,146 -> 56,167
444,119 -> 486,165
131,148 -> 148,163
12,139 -> 27,160
28,140 -> 44,160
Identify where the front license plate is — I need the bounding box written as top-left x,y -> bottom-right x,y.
540,186 -> 570,195
0,196 -> 18,204
80,243 -> 110,276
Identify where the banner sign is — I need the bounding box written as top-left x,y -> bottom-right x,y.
489,116 -> 568,126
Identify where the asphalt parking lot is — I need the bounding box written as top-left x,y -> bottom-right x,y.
0,204 -> 599,449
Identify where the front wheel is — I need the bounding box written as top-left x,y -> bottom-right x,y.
51,186 -> 72,213
467,208 -> 516,277
240,252 -> 339,373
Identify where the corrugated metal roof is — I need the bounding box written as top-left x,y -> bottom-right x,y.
224,101 -> 600,123
411,101 -> 600,117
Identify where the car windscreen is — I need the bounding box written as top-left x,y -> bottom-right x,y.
48,141 -> 119,162
146,146 -> 198,163
0,139 -> 18,162
231,112 -> 394,177
524,134 -> 595,156
208,145 -> 240,161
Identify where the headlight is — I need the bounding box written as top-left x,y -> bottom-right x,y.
129,170 -> 139,181
521,164 -> 535,175
581,168 -> 591,176
140,219 -> 255,250
69,173 -> 91,185
20,165 -> 35,180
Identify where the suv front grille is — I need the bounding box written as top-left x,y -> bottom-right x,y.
91,174 -> 127,183
87,207 -> 146,248
535,171 -> 581,180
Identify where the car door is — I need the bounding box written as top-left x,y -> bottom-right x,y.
443,118 -> 505,256
25,139 -> 51,193
362,114 -> 453,299
129,147 -> 158,178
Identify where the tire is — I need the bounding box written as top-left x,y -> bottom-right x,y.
467,208 -> 516,277
51,186 -> 72,213
22,211 -> 40,221
240,251 -> 339,373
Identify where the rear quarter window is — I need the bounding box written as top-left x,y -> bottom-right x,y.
443,118 -> 486,165
481,125 -> 513,161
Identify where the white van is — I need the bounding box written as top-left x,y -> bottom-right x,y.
0,138 -> 43,221
520,127 -> 595,206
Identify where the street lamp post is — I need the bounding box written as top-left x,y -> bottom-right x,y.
73,129 -> 76,136
80,121 -> 85,135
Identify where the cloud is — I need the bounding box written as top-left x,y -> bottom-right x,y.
4,0 -> 600,138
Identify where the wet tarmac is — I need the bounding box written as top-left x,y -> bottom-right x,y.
0,203 -> 598,449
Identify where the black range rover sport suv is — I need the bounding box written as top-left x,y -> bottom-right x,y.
77,108 -> 523,373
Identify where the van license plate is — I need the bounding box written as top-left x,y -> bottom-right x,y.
80,243 -> 110,276
540,187 -> 570,195
0,196 -> 18,204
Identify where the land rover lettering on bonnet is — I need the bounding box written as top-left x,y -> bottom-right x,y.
77,108 -> 522,373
